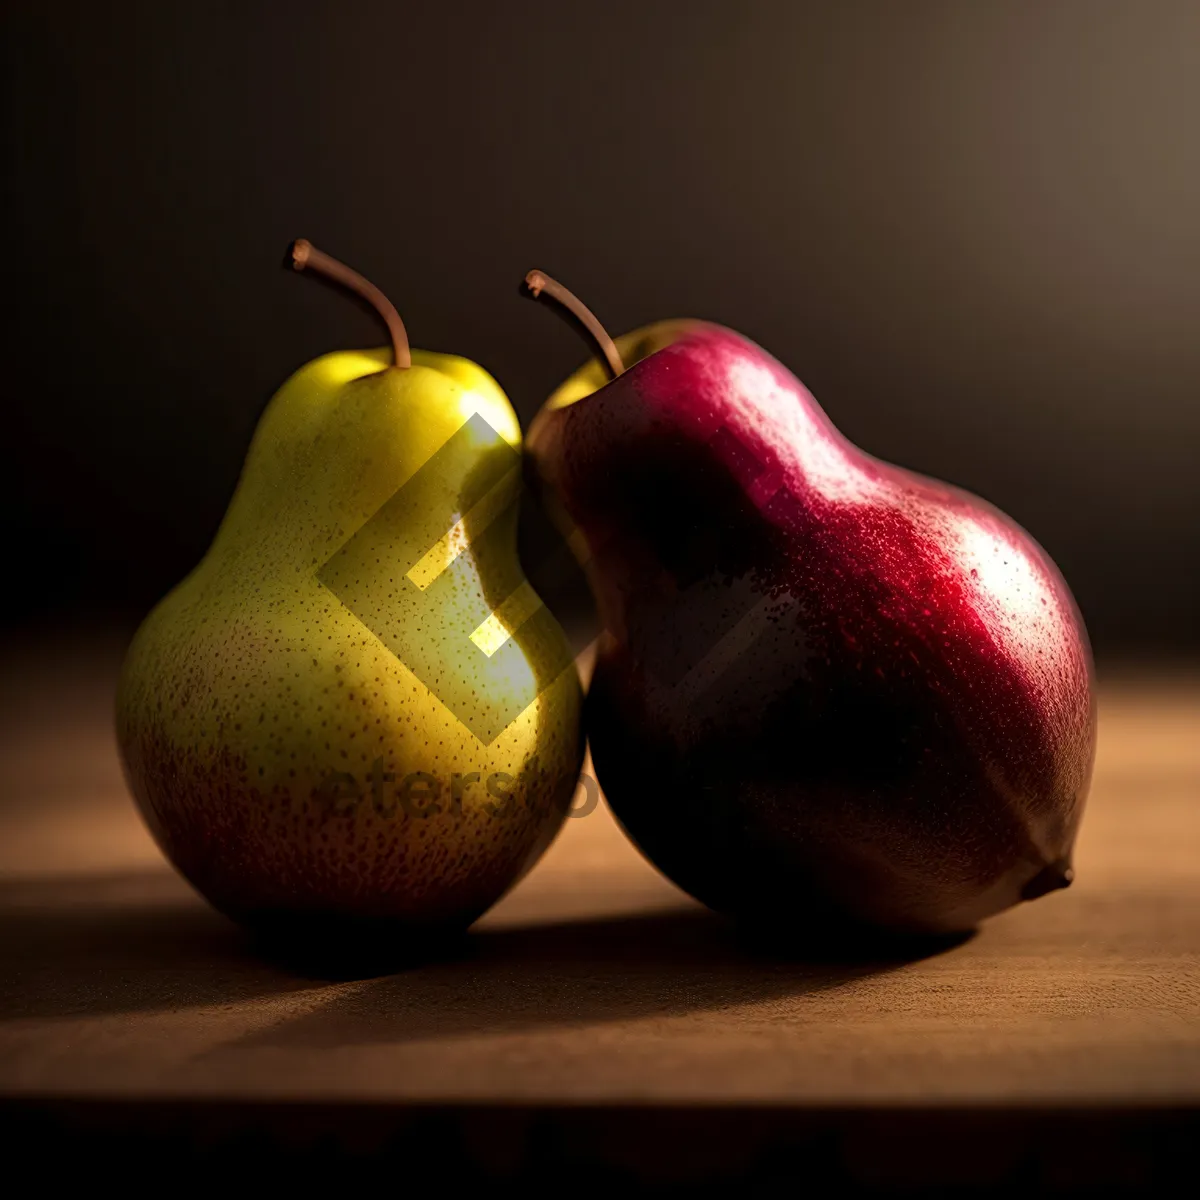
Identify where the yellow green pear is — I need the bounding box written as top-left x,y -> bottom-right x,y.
116,241 -> 584,943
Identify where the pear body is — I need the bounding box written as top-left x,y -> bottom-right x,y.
118,348 -> 583,940
528,324 -> 1095,935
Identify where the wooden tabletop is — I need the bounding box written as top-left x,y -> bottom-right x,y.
1,633 -> 1197,1186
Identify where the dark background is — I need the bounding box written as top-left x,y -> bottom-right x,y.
4,0 -> 1198,658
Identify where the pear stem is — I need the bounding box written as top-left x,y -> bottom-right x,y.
289,239 -> 411,370
524,269 -> 624,380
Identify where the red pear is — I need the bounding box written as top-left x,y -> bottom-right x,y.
526,287 -> 1095,936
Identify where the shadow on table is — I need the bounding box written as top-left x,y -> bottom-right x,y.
0,870 -> 307,1020
237,909 -> 969,1049
0,869 -> 969,1038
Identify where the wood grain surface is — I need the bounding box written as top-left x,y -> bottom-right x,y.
0,634 -> 1196,1186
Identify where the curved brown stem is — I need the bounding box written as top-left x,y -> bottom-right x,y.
289,239 -> 411,370
524,269 -> 623,380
